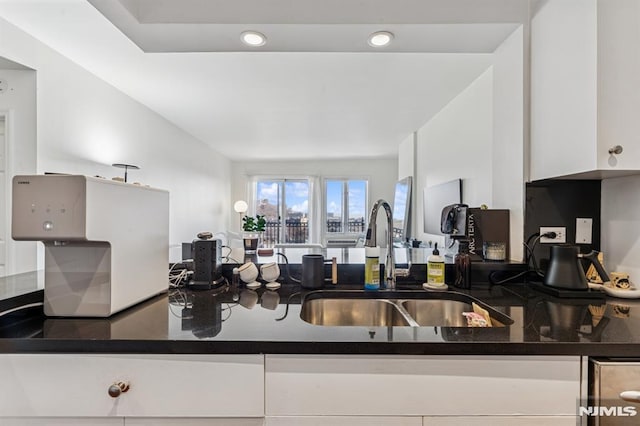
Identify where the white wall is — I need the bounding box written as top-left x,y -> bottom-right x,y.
0,68 -> 37,276
230,158 -> 398,245
0,17 -> 231,269
407,27 -> 524,260
414,68 -> 493,248
397,133 -> 415,181
492,26 -> 524,261
601,176 -> 640,279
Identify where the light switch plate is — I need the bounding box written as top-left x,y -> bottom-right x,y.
576,218 -> 593,244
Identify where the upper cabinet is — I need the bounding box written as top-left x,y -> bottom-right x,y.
530,0 -> 640,181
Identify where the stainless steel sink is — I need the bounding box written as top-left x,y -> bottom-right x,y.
400,299 -> 508,327
300,298 -> 412,326
299,290 -> 513,327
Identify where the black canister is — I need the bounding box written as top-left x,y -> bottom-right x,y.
301,254 -> 324,289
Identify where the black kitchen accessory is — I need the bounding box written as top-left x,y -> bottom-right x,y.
440,203 -> 469,238
294,254 -> 338,289
544,245 -> 610,291
188,235 -> 224,290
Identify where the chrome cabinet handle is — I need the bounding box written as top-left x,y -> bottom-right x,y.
619,390 -> 640,402
108,381 -> 130,398
609,145 -> 624,155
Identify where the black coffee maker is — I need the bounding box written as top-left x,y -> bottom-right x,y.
544,245 -> 610,290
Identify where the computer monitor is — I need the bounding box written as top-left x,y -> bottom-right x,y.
392,176 -> 412,245
423,179 -> 462,235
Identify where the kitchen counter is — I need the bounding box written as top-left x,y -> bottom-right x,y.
1,269 -> 640,357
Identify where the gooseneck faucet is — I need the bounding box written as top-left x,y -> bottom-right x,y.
364,199 -> 396,289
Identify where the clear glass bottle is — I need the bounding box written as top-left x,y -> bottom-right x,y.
454,240 -> 471,289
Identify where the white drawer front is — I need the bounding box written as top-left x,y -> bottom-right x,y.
0,419 -> 122,426
265,355 -> 581,416
126,419 -> 264,425
423,416 -> 578,425
0,354 -> 264,417
265,416 -> 422,425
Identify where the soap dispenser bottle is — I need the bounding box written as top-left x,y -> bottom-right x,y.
364,246 -> 380,290
426,243 -> 445,287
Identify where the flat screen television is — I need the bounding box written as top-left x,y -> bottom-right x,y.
392,176 -> 412,244
423,179 -> 462,235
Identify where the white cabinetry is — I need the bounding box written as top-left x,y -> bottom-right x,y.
0,354 -> 264,420
530,0 -> 640,181
265,355 -> 581,420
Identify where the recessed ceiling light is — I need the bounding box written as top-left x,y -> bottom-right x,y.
368,31 -> 394,47
241,31 -> 267,47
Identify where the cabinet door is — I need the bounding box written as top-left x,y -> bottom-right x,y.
265,417 -> 421,426
0,354 -> 264,418
265,355 -> 581,416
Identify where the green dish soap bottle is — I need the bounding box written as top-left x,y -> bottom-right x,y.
425,243 -> 447,289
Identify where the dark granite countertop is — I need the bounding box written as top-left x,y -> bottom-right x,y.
2,266 -> 640,357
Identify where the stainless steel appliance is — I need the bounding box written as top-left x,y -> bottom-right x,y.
589,358 -> 640,425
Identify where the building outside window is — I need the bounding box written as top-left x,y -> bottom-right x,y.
254,179 -> 310,246
324,179 -> 368,241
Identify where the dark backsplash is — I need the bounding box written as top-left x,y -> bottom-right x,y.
525,180 -> 601,272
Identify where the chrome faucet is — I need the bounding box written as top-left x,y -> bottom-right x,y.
364,199 -> 396,289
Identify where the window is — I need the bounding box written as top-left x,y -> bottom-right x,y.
324,179 -> 368,236
254,179 -> 310,245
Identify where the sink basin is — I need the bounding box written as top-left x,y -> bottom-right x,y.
299,290 -> 513,327
300,298 -> 411,326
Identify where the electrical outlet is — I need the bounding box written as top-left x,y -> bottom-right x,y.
540,226 -> 566,243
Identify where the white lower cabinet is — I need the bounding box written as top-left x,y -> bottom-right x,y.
265,355 -> 581,417
0,353 -> 583,423
0,354 -> 264,419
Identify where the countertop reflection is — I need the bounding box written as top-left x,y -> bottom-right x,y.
3,272 -> 640,356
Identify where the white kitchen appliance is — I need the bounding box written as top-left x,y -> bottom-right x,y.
12,174 -> 169,317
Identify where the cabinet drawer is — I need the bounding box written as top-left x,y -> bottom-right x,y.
265,355 -> 580,416
423,416 -> 578,425
0,419 -> 122,426
265,417 -> 421,425
126,419 -> 264,426
0,354 -> 264,417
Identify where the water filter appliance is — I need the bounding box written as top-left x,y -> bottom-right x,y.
12,174 -> 169,317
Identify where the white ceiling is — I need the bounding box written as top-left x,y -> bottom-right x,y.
0,0 -> 528,161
